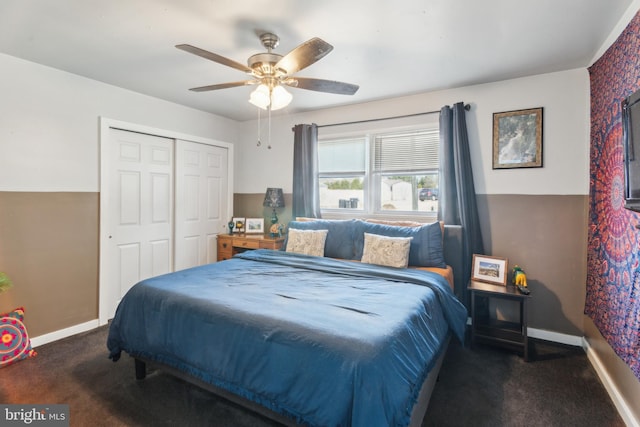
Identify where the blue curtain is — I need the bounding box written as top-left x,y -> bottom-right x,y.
292,124 -> 322,219
438,102 -> 484,306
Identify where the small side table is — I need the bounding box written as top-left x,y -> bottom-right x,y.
468,279 -> 531,361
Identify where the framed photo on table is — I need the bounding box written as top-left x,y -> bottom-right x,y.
245,218 -> 264,234
471,254 -> 508,285
493,107 -> 543,169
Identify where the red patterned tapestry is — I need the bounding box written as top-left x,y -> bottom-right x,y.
587,10 -> 640,380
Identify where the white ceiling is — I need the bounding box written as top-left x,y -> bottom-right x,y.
0,0 -> 634,122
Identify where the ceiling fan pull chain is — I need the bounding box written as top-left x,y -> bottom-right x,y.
267,107 -> 272,149
256,108 -> 262,147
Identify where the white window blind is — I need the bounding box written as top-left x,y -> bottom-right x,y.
373,129 -> 439,172
319,138 -> 366,173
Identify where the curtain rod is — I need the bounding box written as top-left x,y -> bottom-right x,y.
316,103 -> 470,129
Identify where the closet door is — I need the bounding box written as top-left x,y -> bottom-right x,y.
106,129 -> 174,316
174,140 -> 228,271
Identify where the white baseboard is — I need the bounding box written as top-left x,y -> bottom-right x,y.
30,319 -> 100,348
583,337 -> 640,427
466,317 -> 584,347
528,327 -> 583,347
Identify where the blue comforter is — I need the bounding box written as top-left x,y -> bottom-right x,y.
107,249 -> 467,427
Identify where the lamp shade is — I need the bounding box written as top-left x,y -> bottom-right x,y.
269,85 -> 293,111
249,84 -> 292,111
249,84 -> 270,110
263,188 -> 285,208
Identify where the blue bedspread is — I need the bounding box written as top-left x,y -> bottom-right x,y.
107,249 -> 467,427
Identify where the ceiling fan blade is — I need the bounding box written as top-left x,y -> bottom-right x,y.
189,81 -> 254,92
275,38 -> 333,74
176,44 -> 253,74
287,77 -> 359,95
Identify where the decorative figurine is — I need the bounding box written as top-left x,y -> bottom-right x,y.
512,265 -> 530,295
227,220 -> 235,235
270,223 -> 284,238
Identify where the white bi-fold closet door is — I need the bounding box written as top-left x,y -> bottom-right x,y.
174,138 -> 228,271
104,127 -> 228,321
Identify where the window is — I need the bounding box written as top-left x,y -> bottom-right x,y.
318,122 -> 440,217
318,137 -> 366,211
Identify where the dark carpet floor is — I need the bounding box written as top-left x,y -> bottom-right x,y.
424,337 -> 624,427
0,326 -> 624,426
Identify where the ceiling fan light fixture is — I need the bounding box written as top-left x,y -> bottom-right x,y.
249,84 -> 270,110
179,33 -> 358,115
269,85 -> 292,111
248,83 -> 292,111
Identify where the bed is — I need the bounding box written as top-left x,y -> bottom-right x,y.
107,219 -> 467,426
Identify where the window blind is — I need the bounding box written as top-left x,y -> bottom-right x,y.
318,138 -> 366,173
373,129 -> 439,172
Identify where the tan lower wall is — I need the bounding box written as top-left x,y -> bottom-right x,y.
235,192 -> 589,336
584,316 -> 640,424
1,191 -> 585,339
0,192 -> 99,337
476,194 -> 588,336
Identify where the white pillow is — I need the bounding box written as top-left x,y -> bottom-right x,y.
286,228 -> 328,257
361,233 -> 412,268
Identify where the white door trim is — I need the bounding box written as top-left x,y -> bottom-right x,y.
98,117 -> 234,325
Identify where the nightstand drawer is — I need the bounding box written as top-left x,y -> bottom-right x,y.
217,235 -> 233,261
218,247 -> 233,260
235,239 -> 260,249
259,240 -> 282,249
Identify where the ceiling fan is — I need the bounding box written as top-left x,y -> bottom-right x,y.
176,32 -> 359,110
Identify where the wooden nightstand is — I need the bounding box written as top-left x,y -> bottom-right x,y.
217,234 -> 285,261
468,279 -> 531,361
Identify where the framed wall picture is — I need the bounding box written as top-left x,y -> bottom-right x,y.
471,254 -> 508,285
245,218 -> 264,234
493,107 -> 543,169
232,217 -> 245,233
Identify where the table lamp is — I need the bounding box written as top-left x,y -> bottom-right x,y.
263,188 -> 285,225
